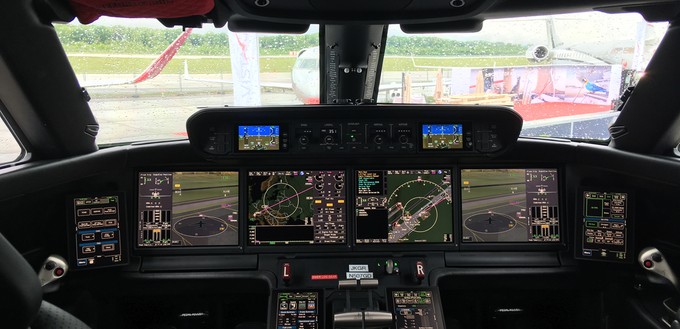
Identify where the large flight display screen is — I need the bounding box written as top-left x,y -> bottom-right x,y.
247,170 -> 346,245
461,169 -> 560,243
238,125 -> 280,151
355,170 -> 453,244
137,172 -> 239,247
577,191 -> 631,262
422,124 -> 463,150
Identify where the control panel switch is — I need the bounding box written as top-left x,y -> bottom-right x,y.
282,263 -> 292,283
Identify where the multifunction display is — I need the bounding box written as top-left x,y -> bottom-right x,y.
579,191 -> 630,261
461,169 -> 560,243
71,195 -> 127,268
355,170 -> 453,244
275,291 -> 320,329
247,170 -> 346,245
422,124 -> 464,150
238,125 -> 280,151
137,172 -> 239,247
389,290 -> 444,329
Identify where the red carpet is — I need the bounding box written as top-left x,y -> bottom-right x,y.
514,102 -> 612,121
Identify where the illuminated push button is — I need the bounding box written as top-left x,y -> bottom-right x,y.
282,263 -> 292,282
54,268 -> 65,277
643,260 -> 653,269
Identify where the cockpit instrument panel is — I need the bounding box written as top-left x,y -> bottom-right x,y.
187,106 -> 522,157
69,194 -> 128,269
247,170 -> 346,245
137,171 -> 239,248
576,190 -> 633,262
355,169 -> 453,244
460,168 -> 561,243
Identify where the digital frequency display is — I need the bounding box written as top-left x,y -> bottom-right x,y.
275,291 -> 320,329
71,195 -> 127,268
422,124 -> 463,150
356,170 -> 453,244
579,191 -> 629,261
138,172 -> 239,247
247,170 -> 346,245
238,125 -> 280,151
461,169 -> 560,243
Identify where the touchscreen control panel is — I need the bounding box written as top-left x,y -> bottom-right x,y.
137,171 -> 239,248
247,170 -> 346,245
273,291 -> 321,329
70,195 -> 127,269
388,289 -> 445,329
577,190 -> 632,262
461,169 -> 561,243
355,169 -> 453,244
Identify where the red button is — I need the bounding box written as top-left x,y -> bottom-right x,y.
643,260 -> 653,269
54,268 -> 65,277
282,263 -> 291,282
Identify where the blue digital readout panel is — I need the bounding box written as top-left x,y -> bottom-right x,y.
422,124 -> 463,149
238,125 -> 280,151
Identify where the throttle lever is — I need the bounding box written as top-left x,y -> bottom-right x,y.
639,247 -> 679,292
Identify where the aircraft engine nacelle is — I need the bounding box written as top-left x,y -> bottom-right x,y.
525,45 -> 552,62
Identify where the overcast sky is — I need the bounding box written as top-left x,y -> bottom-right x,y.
89,12 -> 667,47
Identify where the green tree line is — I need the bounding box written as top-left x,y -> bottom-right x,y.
54,25 -> 526,56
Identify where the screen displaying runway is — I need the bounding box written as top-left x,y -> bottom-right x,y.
461,168 -> 560,243
138,171 -> 239,247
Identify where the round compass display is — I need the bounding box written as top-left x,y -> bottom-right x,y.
387,177 -> 452,240
255,181 -> 302,224
173,215 -> 229,238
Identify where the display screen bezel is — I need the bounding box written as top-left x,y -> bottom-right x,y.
458,166 -> 567,251
134,169 -> 243,255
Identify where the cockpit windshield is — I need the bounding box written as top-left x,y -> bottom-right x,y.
54,12 -> 667,145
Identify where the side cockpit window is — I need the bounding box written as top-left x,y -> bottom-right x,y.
0,115 -> 23,164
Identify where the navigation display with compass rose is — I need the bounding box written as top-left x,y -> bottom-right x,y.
355,170 -> 453,244
247,170 -> 346,245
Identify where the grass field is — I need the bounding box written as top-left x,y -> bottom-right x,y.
460,169 -> 527,201
173,172 -> 238,204
66,55 -> 533,74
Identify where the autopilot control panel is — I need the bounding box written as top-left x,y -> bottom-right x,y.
186,105 -> 523,158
